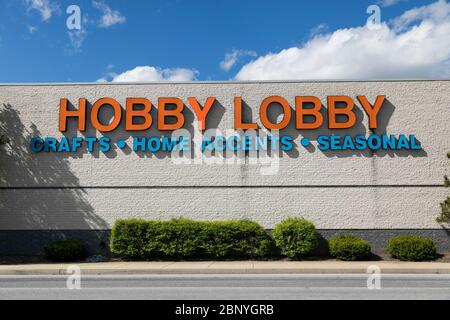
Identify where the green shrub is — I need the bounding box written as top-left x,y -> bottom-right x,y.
109,219 -> 155,259
328,235 -> 372,261
110,218 -> 275,260
272,218 -> 318,258
200,220 -> 275,259
387,235 -> 438,261
44,239 -> 87,262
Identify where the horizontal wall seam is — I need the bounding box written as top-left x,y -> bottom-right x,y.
0,184 -> 445,190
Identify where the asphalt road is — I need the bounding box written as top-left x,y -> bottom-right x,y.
0,274 -> 449,300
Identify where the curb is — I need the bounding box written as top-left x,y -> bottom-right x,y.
1,261 -> 450,275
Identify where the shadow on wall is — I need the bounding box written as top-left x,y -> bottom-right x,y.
0,104 -> 108,255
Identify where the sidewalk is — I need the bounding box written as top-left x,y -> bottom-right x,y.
1,260 -> 450,275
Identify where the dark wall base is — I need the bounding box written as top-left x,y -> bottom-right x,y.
315,229 -> 450,255
0,230 -> 111,256
0,229 -> 449,256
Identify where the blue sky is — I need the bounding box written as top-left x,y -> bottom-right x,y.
0,0 -> 448,82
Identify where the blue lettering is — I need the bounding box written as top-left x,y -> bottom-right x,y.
30,137 -> 44,153
99,137 -> 110,152
317,135 -> 330,151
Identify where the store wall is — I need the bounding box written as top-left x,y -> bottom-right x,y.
0,80 -> 449,253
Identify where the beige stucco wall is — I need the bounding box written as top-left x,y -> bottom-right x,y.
0,80 -> 449,230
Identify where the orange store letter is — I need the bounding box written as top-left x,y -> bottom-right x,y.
59,98 -> 86,132
327,96 -> 356,129
295,96 -> 323,129
158,97 -> 185,131
357,95 -> 385,129
188,97 -> 215,131
234,97 -> 258,130
125,98 -> 152,131
91,98 -> 122,132
259,96 -> 291,130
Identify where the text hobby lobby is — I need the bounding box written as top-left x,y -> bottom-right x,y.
30,95 -> 422,155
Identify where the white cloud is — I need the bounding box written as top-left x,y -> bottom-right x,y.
26,0 -> 58,21
66,29 -> 87,55
28,25 -> 37,34
220,49 -> 257,72
392,0 -> 449,30
235,0 -> 450,80
92,1 -> 126,28
105,66 -> 198,82
377,0 -> 407,7
68,29 -> 87,49
309,23 -> 329,37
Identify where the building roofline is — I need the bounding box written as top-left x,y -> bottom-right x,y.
0,79 -> 449,86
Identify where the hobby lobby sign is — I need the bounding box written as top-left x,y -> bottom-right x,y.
30,94 -> 422,155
